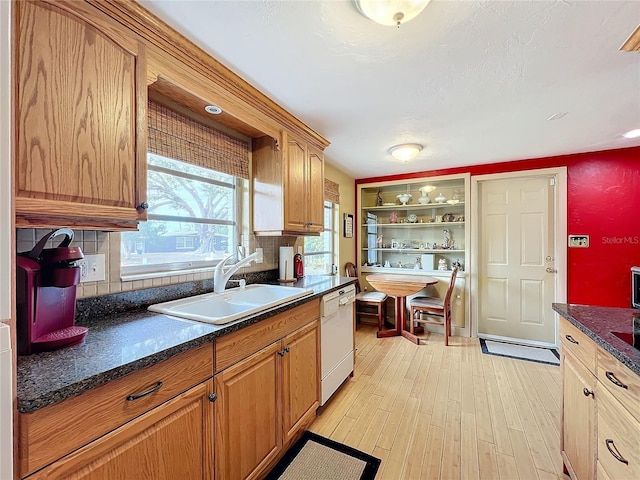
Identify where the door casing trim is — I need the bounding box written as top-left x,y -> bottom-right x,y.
470,167 -> 567,347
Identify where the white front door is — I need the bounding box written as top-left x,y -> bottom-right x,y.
476,174 -> 558,345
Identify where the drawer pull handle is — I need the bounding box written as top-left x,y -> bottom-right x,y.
605,371 -> 628,389
126,381 -> 163,401
582,387 -> 594,397
208,392 -> 218,403
605,439 -> 629,465
565,335 -> 579,344
278,350 -> 286,357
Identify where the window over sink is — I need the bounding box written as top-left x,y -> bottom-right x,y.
121,154 -> 242,276
121,100 -> 249,278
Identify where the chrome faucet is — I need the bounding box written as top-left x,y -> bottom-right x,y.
213,246 -> 263,293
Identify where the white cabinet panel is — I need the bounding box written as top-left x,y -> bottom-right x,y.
0,0 -> 11,321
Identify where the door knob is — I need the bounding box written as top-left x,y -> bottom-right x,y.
545,256 -> 554,261
545,267 -> 556,273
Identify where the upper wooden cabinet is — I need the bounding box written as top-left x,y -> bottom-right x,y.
14,0 -> 147,230
253,132 -> 324,236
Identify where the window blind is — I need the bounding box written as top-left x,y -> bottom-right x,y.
324,178 -> 340,204
147,100 -> 249,179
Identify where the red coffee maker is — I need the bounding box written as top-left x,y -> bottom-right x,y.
17,228 -> 88,355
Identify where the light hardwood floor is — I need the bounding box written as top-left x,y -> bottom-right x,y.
309,324 -> 566,480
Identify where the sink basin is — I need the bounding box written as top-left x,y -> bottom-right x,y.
148,284 -> 314,325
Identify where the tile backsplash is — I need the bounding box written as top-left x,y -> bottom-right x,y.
17,228 -> 301,299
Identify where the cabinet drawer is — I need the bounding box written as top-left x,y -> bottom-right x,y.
19,343 -> 213,477
597,461 -> 614,480
559,317 -> 596,372
215,299 -> 319,373
597,386 -> 640,480
597,346 -> 640,423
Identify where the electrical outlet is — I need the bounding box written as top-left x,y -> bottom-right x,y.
255,247 -> 263,263
297,246 -> 303,255
77,254 -> 106,283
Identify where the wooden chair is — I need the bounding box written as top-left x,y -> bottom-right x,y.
409,267 -> 459,346
345,262 -> 388,331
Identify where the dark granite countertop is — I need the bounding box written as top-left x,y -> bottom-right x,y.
17,275 -> 356,413
552,303 -> 640,376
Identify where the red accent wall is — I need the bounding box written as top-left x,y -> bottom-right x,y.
356,146 -> 640,308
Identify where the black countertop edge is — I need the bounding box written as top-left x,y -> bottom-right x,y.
17,276 -> 357,413
552,303 -> 640,376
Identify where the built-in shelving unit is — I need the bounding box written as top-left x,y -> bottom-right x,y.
356,173 -> 471,336
357,174 -> 470,275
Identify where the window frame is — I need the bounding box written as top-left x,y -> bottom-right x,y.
120,153 -> 243,279
303,201 -> 338,275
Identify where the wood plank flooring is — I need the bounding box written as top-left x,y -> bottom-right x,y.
309,325 -> 566,480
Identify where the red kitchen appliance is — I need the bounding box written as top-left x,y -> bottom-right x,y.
294,253 -> 304,279
16,228 -> 87,355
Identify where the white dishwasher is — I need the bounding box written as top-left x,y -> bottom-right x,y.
320,285 -> 356,406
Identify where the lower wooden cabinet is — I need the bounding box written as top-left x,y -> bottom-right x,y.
26,380 -> 214,479
597,369 -> 640,479
559,316 -> 640,480
561,350 -> 596,480
282,321 -> 320,445
214,319 -> 319,480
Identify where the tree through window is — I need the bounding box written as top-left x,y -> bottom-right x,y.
121,153 -> 239,275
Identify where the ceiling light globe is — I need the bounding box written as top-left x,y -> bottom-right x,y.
623,128 -> 640,139
389,143 -> 423,162
356,0 -> 431,27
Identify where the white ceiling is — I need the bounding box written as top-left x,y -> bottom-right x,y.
140,0 -> 640,179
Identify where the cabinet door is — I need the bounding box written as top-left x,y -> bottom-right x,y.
15,0 -> 147,230
597,386 -> 640,480
282,320 -> 319,445
562,351 -> 595,480
215,341 -> 282,480
307,145 -> 325,232
27,381 -> 214,480
283,134 -> 309,232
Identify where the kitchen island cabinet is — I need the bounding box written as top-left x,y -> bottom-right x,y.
14,0 -> 147,231
554,304 -> 640,480
560,318 -> 596,480
253,132 -> 325,236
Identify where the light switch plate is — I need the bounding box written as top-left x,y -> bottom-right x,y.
78,254 -> 106,283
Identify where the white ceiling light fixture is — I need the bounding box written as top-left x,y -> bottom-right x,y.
389,143 -> 423,162
623,128 -> 640,139
355,0 -> 431,27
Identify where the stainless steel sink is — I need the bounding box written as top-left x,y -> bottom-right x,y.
148,284 -> 314,325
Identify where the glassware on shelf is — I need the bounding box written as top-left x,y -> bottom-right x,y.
447,190 -> 460,205
419,185 -> 436,195
435,192 -> 447,203
396,193 -> 412,205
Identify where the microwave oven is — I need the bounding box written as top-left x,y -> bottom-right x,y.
632,267 -> 640,309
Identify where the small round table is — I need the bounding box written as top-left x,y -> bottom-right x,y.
366,273 -> 438,344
